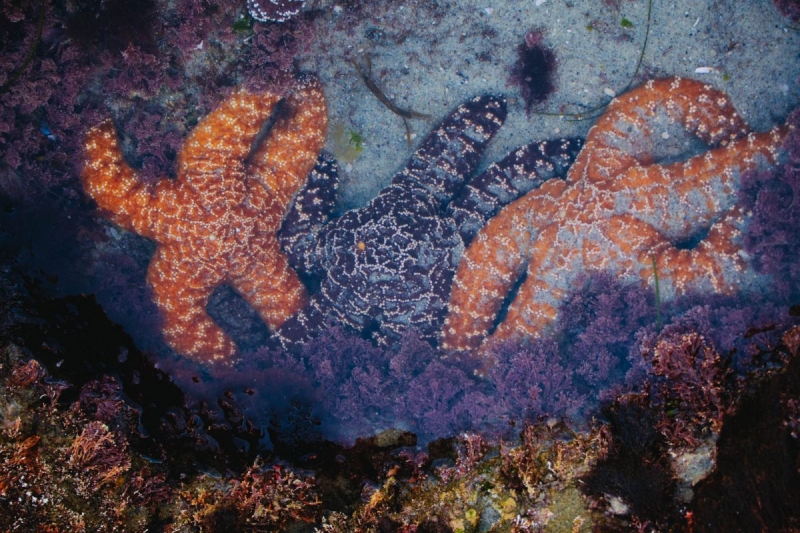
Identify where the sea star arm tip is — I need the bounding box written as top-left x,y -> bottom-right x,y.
147,246 -> 238,363
82,119 -> 172,240
178,90 -> 283,178
248,77 -> 328,209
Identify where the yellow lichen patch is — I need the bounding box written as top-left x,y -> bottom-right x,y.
544,487 -> 592,533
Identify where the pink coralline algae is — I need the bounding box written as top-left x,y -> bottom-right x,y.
247,0 -> 305,22
738,106 -> 800,301
643,331 -> 731,446
68,421 -> 132,496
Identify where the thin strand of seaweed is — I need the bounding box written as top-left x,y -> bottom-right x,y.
350,55 -> 430,146
534,0 -> 654,122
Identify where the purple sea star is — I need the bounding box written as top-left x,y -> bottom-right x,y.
275,95 -> 583,349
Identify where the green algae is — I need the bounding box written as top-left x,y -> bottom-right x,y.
330,122 -> 366,163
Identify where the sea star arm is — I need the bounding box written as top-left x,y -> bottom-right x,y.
582,211 -> 756,299
441,194 -> 535,352
278,153 -> 339,277
648,206 -> 757,297
82,120 -> 178,241
610,126 -> 790,240
442,177 -> 570,352
273,288 -> 367,352
448,137 -> 583,244
146,245 -> 235,363
483,213 -> 701,345
83,86 -> 287,241
271,295 -> 329,351
569,77 -> 752,187
247,77 -> 328,210
393,95 -> 507,204
487,208 -> 661,345
490,221 -> 577,344
229,235 -> 309,331
177,90 -> 282,179
491,206 -> 758,345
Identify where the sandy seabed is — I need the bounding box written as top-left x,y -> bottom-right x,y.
297,0 -> 799,210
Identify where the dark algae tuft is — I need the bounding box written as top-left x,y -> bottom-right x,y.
65,0 -> 159,54
581,396 -> 677,528
689,330 -> 800,532
508,29 -> 556,115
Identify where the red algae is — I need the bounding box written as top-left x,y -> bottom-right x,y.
508,29 -> 557,115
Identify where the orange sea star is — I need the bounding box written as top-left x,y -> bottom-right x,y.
443,77 -> 791,354
82,78 -> 327,363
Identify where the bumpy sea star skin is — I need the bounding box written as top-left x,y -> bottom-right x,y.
442,77 -> 791,353
82,78 -> 327,363
275,95 -> 583,350
247,0 -> 305,22
448,137 -> 583,243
